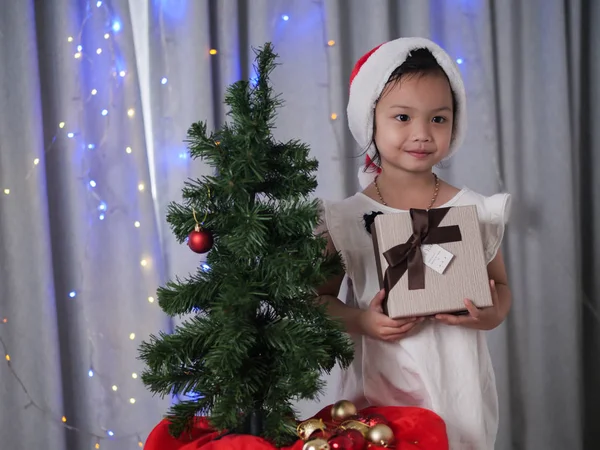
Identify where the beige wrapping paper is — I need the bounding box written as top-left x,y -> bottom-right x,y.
371,205 -> 492,319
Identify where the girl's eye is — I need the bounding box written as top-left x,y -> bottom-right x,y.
432,116 -> 447,124
395,114 -> 410,122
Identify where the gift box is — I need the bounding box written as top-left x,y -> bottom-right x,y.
370,206 -> 492,319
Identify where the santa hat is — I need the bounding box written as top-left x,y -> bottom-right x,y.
347,37 -> 467,189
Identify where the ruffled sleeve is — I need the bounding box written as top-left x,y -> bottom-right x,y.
480,193 -> 512,264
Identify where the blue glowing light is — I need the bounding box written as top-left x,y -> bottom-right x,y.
98,201 -> 107,211
89,180 -> 97,187
101,109 -> 108,116
112,21 -> 122,32
161,77 -> 168,85
282,15 -> 289,21
88,369 -> 94,377
88,144 -> 95,149
69,291 -> 76,298
456,58 -> 463,64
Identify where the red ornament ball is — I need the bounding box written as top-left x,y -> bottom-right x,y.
187,228 -> 213,254
338,429 -> 366,450
366,413 -> 389,427
328,434 -> 354,450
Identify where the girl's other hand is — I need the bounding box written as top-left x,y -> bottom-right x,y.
357,289 -> 425,341
434,279 -> 503,330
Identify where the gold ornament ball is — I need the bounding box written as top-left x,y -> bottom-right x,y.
302,438 -> 330,450
330,400 -> 358,422
366,423 -> 395,447
297,418 -> 326,440
339,419 -> 370,437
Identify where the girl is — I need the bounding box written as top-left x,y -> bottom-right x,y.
317,37 -> 512,449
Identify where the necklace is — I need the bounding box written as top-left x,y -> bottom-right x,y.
374,173 -> 440,210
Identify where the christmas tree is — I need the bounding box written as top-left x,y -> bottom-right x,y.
139,43 -> 354,446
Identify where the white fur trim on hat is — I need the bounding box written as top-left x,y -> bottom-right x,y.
347,37 -> 467,189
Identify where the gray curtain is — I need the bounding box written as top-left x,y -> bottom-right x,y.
0,1 -> 170,449
1,0 -> 598,449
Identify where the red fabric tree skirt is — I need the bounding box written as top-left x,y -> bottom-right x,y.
144,405 -> 449,450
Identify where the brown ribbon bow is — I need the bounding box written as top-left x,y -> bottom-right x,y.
382,207 -> 462,293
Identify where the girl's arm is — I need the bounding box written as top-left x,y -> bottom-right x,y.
317,232 -> 424,339
316,232 -> 364,334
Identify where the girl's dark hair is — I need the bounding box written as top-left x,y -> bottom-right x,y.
365,48 -> 458,169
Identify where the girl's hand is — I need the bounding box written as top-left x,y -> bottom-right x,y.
357,289 -> 425,341
434,280 -> 503,330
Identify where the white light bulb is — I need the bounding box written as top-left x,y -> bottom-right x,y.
125,146 -> 132,154
138,183 -> 145,191
134,221 -> 141,228
96,48 -> 102,55
34,158 -> 40,165
91,89 -> 97,95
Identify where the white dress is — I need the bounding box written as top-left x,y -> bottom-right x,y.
321,187 -> 511,450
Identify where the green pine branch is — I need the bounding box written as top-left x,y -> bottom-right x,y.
139,42 -> 354,447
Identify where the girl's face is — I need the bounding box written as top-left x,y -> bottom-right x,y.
373,72 -> 454,174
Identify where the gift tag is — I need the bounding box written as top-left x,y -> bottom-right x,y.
421,244 -> 454,274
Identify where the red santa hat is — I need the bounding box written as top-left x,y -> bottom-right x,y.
347,37 -> 467,189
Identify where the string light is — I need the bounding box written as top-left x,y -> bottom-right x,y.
69,291 -> 77,298
330,113 -> 338,120
88,369 -> 95,377
134,221 -> 141,228
147,296 -> 155,303
132,373 -> 138,379
125,146 -> 132,154
140,259 -> 148,267
129,333 -> 136,340
138,183 -> 145,191
91,89 -> 98,95
5,354 -> 10,362
59,122 -> 66,128
68,36 -> 74,42
95,443 -> 100,449
34,158 -> 40,165
161,77 -> 168,85
104,33 -> 110,39
456,58 -> 464,64
209,49 -> 217,55
127,108 -> 135,117
328,40 -> 335,46
96,48 -> 103,55
119,70 -> 126,77
282,14 -> 290,21
112,385 -> 118,391
101,109 -> 108,116
129,398 -> 136,404
3,189 -> 9,195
